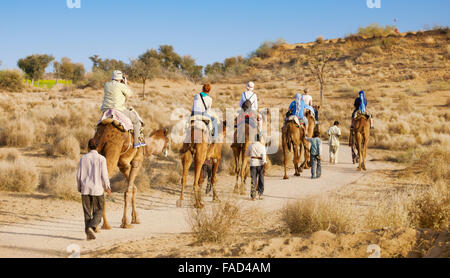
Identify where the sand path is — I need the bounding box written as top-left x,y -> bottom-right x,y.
0,144 -> 390,258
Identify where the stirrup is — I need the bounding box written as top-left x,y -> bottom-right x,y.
133,142 -> 147,148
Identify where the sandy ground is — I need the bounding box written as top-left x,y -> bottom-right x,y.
0,144 -> 392,258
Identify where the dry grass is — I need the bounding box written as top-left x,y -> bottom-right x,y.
55,135 -> 81,160
39,160 -> 79,200
188,199 -> 241,243
364,193 -> 411,230
0,152 -> 39,192
282,198 -> 356,235
409,183 -> 449,230
0,118 -> 35,147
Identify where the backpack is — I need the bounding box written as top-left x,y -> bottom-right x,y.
242,93 -> 254,112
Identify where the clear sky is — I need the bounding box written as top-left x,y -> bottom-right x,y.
0,0 -> 449,72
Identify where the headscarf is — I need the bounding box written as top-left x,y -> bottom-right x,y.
295,94 -> 306,119
359,90 -> 366,113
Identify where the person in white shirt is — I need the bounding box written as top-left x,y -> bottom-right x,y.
190,83 -> 218,140
303,88 -> 319,123
245,134 -> 267,200
327,121 -> 342,164
76,139 -> 111,240
240,81 -> 258,112
102,70 -> 145,148
239,81 -> 263,133
302,88 -> 313,107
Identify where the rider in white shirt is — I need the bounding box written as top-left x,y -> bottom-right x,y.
240,82 -> 258,112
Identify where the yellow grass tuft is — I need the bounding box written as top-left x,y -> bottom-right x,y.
188,199 -> 241,243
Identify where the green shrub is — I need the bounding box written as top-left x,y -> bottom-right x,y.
357,24 -> 396,38
0,70 -> 24,92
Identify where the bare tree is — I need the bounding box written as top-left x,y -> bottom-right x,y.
308,49 -> 339,105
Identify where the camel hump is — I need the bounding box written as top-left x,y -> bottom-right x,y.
99,119 -> 127,132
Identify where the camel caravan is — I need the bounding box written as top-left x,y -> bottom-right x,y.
92,70 -> 373,230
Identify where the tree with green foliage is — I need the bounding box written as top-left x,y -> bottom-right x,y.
89,55 -> 127,73
158,45 -> 182,70
17,54 -> 54,85
180,55 -> 203,83
53,57 -> 85,83
129,50 -> 161,98
0,70 -> 24,92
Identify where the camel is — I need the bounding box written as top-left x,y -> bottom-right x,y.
282,120 -> 309,180
350,115 -> 371,171
231,111 -> 263,195
179,121 -> 226,208
94,119 -> 169,229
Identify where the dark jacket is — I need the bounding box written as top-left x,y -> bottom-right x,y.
354,97 -> 367,110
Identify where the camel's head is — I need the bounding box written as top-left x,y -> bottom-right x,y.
145,127 -> 170,157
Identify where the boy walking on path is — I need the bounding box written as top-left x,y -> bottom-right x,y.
246,134 -> 267,200
327,121 -> 341,164
76,139 -> 111,240
306,130 -> 323,179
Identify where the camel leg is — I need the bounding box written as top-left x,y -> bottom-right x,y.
298,142 -> 304,173
101,201 -> 111,230
193,146 -> 207,209
131,186 -> 140,224
356,133 -> 363,171
240,156 -> 248,195
121,186 -> 132,229
129,163 -> 141,225
211,159 -> 221,202
180,152 -> 192,201
293,144 -> 301,176
233,150 -> 241,194
304,141 -> 311,169
362,135 -> 369,171
282,133 -> 290,180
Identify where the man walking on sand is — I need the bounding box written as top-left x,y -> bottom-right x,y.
76,139 -> 111,241
328,121 -> 341,164
306,130 -> 323,179
246,134 -> 267,201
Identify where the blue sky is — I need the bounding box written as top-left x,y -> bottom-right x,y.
0,0 -> 449,72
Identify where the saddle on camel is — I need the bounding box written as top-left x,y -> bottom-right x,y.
94,70 -> 170,229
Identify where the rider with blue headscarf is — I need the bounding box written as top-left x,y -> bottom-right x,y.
351,90 -> 373,129
287,94 -> 315,129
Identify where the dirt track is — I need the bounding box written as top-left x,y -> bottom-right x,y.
0,144 -> 391,258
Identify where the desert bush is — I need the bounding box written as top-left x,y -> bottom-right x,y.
188,199 -> 240,243
39,160 -> 79,200
357,24 -> 396,38
0,70 -> 24,92
316,36 -> 324,44
408,184 -> 450,230
365,46 -> 384,55
253,39 -> 286,59
73,127 -> 94,151
0,118 -> 35,147
82,70 -> 109,90
0,148 -> 21,162
54,135 -> 80,160
364,194 -> 411,230
0,156 -> 39,192
282,198 -> 356,235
